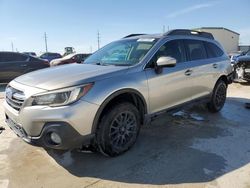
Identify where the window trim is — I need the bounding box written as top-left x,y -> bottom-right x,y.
203,41 -> 224,59
183,39 -> 208,61
144,39 -> 187,69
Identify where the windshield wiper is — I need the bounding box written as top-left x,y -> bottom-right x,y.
95,62 -> 102,65
93,61 -> 109,66
92,61 -> 131,66
95,61 -> 116,66
113,63 -> 132,66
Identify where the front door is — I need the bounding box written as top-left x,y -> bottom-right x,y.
145,39 -> 197,114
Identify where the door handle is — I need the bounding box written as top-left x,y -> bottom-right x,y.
20,64 -> 28,67
213,63 -> 218,68
185,69 -> 193,76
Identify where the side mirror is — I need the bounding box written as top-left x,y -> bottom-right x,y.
155,56 -> 176,74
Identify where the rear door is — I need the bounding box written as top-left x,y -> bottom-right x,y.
183,39 -> 216,99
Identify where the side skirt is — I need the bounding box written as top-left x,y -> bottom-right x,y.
144,95 -> 211,125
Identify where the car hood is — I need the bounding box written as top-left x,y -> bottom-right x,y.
237,56 -> 250,62
14,64 -> 129,90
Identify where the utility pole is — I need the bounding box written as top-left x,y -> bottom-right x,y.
97,30 -> 100,50
163,25 -> 170,33
11,42 -> 14,52
44,32 -> 48,52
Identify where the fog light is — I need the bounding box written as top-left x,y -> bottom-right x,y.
50,132 -> 62,145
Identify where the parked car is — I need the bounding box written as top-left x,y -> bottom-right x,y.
0,51 -> 49,83
228,51 -> 243,64
50,53 -> 91,67
4,30 -> 233,156
23,52 -> 37,56
39,52 -> 62,62
234,50 -> 250,82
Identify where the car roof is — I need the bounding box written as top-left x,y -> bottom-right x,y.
122,29 -> 215,42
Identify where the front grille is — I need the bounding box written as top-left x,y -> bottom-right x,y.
5,86 -> 25,111
244,62 -> 250,69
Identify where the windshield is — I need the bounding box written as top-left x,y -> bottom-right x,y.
84,38 -> 158,66
246,51 -> 250,56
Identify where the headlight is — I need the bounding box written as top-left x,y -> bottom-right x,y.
32,83 -> 93,107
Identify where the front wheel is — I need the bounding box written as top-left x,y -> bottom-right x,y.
207,80 -> 227,113
96,102 -> 141,157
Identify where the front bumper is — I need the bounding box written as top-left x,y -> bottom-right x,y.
4,99 -> 99,150
5,116 -> 94,149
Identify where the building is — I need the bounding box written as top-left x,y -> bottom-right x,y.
239,45 -> 250,52
194,27 -> 240,54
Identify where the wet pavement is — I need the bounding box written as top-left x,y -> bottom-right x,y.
0,83 -> 250,188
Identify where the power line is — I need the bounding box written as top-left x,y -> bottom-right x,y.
163,25 -> 170,33
97,30 -> 100,50
44,32 -> 48,52
11,42 -> 14,52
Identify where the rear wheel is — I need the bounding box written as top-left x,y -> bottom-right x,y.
96,102 -> 141,157
207,80 -> 227,113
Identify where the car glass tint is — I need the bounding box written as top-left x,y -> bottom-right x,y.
149,40 -> 185,67
85,39 -> 157,66
0,53 -> 27,62
205,42 -> 224,58
0,53 -> 13,62
13,54 -> 28,61
185,40 -> 207,61
0,53 -> 7,62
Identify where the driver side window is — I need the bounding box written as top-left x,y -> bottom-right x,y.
147,40 -> 186,68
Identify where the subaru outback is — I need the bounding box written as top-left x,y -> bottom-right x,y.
4,30 -> 233,156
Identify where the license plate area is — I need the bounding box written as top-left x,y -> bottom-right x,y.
6,117 -> 26,138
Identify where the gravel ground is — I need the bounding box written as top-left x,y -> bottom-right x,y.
0,83 -> 250,188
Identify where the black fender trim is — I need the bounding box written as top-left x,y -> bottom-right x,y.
91,89 -> 147,134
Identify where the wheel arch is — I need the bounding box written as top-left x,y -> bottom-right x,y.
91,89 -> 147,134
217,75 -> 228,86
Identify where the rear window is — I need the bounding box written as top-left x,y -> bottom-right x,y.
12,53 -> 28,61
49,53 -> 61,57
204,42 -> 224,58
184,40 -> 207,61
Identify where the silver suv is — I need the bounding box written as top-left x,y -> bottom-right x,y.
4,30 -> 233,156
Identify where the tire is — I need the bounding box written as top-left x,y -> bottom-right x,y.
96,102 -> 141,157
207,80 -> 227,113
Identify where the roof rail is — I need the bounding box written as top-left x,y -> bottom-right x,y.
164,29 -> 214,39
123,34 -> 146,38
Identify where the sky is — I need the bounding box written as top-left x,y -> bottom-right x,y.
0,0 -> 250,54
